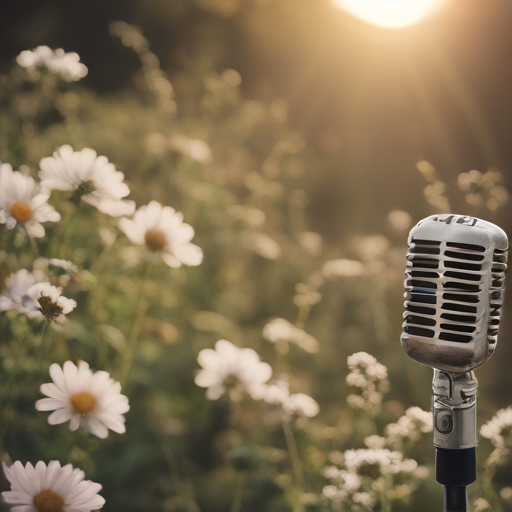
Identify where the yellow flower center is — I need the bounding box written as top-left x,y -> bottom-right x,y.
70,391 -> 97,413
37,296 -> 63,321
11,202 -> 33,222
34,490 -> 65,512
145,229 -> 167,251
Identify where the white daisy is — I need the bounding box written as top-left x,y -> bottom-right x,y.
194,339 -> 272,400
17,46 -> 88,82
118,200 -> 203,268
0,163 -> 61,237
38,145 -> 136,217
2,460 -> 105,512
0,269 -> 49,314
28,283 -> 76,321
36,360 -> 130,439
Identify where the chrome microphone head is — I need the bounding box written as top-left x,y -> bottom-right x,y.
401,214 -> 508,374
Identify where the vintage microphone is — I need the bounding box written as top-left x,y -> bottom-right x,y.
401,214 -> 508,512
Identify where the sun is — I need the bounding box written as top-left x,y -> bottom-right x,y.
333,0 -> 443,29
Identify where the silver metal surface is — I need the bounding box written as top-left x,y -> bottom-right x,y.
401,214 -> 508,373
432,370 -> 477,449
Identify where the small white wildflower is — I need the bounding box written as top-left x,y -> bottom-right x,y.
285,393 -> 320,418
387,209 -> 412,231
195,340 -> 272,400
39,145 -> 136,217
0,269 -> 48,314
353,492 -> 375,507
346,373 -> 367,388
243,232 -> 281,260
364,435 -> 387,449
344,449 -> 417,477
119,200 -> 203,267
28,283 -> 76,321
251,379 -> 319,417
322,259 -> 366,278
481,406 -> 512,448
0,163 -> 61,237
2,460 -> 104,512
36,360 -> 130,439
169,135 -> 212,163
17,46 -> 88,81
352,235 -> 390,263
262,318 -> 319,353
48,259 -> 78,273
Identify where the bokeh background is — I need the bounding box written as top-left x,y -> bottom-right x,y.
1,0 -> 512,511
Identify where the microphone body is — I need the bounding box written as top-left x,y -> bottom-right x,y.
401,214 -> 508,511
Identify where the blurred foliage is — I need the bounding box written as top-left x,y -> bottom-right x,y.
1,3 -> 512,512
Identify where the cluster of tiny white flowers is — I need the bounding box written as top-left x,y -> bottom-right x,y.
322,467 -> 370,511
262,317 -> 319,353
17,45 -> 88,81
323,448 -> 428,511
346,352 -> 389,417
385,407 -> 433,447
251,379 -> 320,418
344,449 -> 418,477
481,406 -> 512,448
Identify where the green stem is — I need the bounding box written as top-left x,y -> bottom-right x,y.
119,261 -> 151,384
282,419 -> 305,493
24,225 -> 40,258
161,437 -> 200,512
230,472 -> 248,512
58,202 -> 82,260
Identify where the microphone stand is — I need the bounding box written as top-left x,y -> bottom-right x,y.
432,370 -> 478,512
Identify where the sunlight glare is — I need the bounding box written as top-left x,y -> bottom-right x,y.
334,0 -> 442,29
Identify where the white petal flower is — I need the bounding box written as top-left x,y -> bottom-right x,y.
0,163 -> 61,237
285,393 -> 320,418
250,379 -> 319,418
481,406 -> 512,448
39,145 -> 135,217
195,340 -> 272,400
28,283 -> 76,321
2,460 -> 105,512
119,200 -> 203,267
262,318 -> 319,353
36,361 -> 130,439
0,269 -> 49,314
322,259 -> 366,278
17,46 -> 88,82
169,135 -> 212,163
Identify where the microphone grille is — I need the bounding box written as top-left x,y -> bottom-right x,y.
402,215 -> 508,372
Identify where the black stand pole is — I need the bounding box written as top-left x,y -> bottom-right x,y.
435,447 -> 476,512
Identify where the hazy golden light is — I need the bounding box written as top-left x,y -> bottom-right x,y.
334,0 -> 441,29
